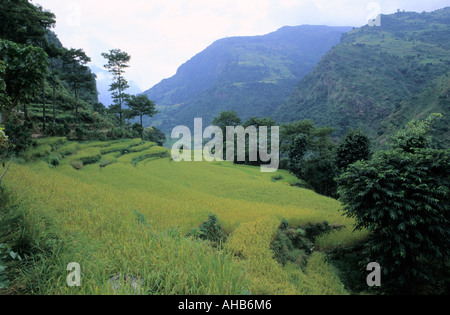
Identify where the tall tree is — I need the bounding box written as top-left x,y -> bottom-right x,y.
46,43 -> 64,133
63,48 -> 94,116
335,128 -> 372,171
126,94 -> 158,138
101,49 -> 131,130
0,39 -> 48,123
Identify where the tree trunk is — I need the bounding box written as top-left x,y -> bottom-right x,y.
42,81 -> 46,132
52,77 -> 56,132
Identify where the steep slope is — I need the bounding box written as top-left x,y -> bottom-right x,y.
274,8 -> 450,148
143,25 -> 353,132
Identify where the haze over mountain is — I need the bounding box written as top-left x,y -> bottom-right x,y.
142,25 -> 353,132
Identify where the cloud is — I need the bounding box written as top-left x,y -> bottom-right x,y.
37,0 -> 450,91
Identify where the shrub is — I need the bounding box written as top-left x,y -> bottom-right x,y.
335,128 -> 372,171
46,153 -> 60,167
70,160 -> 84,170
337,114 -> 450,294
188,214 -> 228,247
270,219 -> 337,267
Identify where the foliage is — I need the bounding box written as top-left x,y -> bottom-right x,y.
337,115 -> 450,294
102,49 -> 131,129
288,133 -> 308,177
0,243 -> 22,289
127,95 -> 158,129
211,110 -> 242,132
188,214 -> 228,247
282,120 -> 338,197
0,0 -> 55,45
0,39 -> 49,120
145,127 -> 166,146
62,48 -> 96,116
270,219 -> 340,267
335,128 -> 372,171
388,113 -> 443,152
4,116 -> 34,154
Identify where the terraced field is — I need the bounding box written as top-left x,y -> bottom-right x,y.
2,137 -> 368,295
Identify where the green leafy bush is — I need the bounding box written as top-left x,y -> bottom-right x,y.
188,214 -> 228,247
337,114 -> 450,294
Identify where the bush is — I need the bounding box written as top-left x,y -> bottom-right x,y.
4,117 -> 34,154
46,153 -> 60,167
270,219 -> 337,267
70,160 -> 84,170
188,214 -> 228,247
108,127 -> 123,140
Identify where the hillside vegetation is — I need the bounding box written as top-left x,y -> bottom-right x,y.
274,8 -> 450,148
1,138 -> 367,294
143,25 -> 352,132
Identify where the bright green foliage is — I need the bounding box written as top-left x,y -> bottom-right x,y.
282,120 -> 338,197
335,129 -> 372,171
211,110 -> 242,133
102,49 -> 131,129
62,49 -> 96,116
0,0 -> 55,45
337,115 -> 450,294
127,95 -> 158,129
144,127 -> 166,146
388,113 -> 443,152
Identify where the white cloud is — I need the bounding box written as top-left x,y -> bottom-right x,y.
37,0 -> 450,91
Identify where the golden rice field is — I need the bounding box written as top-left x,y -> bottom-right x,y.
2,137 -> 368,295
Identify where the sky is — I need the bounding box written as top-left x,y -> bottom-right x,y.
36,0 -> 450,95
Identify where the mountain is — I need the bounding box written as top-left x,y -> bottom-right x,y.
142,25 -> 353,132
274,7 -> 450,148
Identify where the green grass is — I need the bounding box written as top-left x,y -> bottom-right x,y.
1,138 -> 368,295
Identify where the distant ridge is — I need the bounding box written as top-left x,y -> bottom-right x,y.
274,7 -> 450,148
142,25 -> 353,132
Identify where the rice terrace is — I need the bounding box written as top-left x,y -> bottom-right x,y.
1,0 -> 449,298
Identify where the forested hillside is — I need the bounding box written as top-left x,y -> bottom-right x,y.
274,8 -> 450,148
143,25 -> 352,132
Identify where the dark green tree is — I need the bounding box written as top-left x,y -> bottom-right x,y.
63,48 -> 95,116
335,128 -> 372,171
337,114 -> 450,294
145,127 -> 166,146
281,120 -> 338,197
0,39 -> 48,123
101,49 -> 131,130
127,94 -> 158,136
